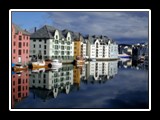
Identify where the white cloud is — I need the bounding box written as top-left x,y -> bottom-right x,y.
46,12 -> 148,40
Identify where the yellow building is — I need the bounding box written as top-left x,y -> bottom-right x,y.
74,40 -> 81,60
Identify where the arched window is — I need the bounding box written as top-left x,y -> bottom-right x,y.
56,35 -> 58,39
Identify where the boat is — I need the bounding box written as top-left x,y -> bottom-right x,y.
31,67 -> 45,73
30,60 -> 46,68
118,53 -> 131,58
12,64 -> 28,72
48,59 -> 62,68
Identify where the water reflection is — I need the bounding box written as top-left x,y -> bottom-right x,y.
11,59 -> 148,108
29,64 -> 73,100
12,71 -> 29,108
81,61 -> 118,84
118,58 -> 148,70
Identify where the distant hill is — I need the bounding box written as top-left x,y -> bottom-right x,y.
114,38 -> 148,45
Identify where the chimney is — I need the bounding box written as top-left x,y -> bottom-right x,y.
34,27 -> 37,32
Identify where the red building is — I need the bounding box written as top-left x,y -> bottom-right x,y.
12,71 -> 29,108
12,24 -> 30,65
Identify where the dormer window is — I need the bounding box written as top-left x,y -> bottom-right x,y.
19,36 -> 22,40
68,37 -> 70,40
56,35 -> 58,39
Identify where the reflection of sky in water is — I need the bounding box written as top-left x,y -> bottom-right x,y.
14,67 -> 148,109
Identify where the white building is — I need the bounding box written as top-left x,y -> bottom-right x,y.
29,64 -> 74,98
81,39 -> 87,58
30,25 -> 74,62
85,35 -> 118,60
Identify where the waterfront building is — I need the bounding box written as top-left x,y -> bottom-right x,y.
30,25 -> 74,63
12,71 -> 29,108
12,24 -> 30,65
85,35 -> 118,60
81,39 -> 87,58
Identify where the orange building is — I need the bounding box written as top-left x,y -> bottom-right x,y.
12,71 -> 29,108
74,40 -> 81,60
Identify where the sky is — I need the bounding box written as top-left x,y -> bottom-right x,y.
12,11 -> 149,44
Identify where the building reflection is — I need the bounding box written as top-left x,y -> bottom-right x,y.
12,70 -> 29,108
118,58 -> 148,70
81,61 -> 118,84
29,64 -> 74,101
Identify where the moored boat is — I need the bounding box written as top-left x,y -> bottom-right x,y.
30,60 -> 46,68
48,59 -> 62,68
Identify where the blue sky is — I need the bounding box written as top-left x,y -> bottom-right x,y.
12,11 -> 149,44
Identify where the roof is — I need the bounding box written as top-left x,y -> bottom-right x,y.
30,25 -> 64,39
62,29 -> 84,41
84,35 -> 116,44
13,23 -> 30,35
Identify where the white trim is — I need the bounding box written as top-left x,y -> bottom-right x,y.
9,9 -> 151,111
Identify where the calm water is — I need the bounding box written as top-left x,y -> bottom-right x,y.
11,59 -> 149,109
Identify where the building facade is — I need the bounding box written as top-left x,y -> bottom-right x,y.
30,25 -> 74,62
85,35 -> 118,60
12,24 -> 30,65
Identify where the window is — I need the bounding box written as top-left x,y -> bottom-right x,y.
44,50 -> 46,55
13,42 -> 16,46
19,42 -> 22,48
13,49 -> 16,53
18,78 -> 21,84
55,40 -> 58,44
26,50 -> 28,54
26,43 -> 28,47
44,74 -> 46,78
61,46 -> 64,50
13,88 -> 15,92
33,50 -> 36,53
26,79 -> 27,83
62,41 -> 64,44
18,86 -> 21,91
44,45 -> 46,49
56,35 -> 58,39
13,81 -> 15,85
44,80 -> 46,83
33,44 -> 35,48
26,86 -> 27,90
33,40 -> 36,42
18,93 -> 21,98
39,39 -> 42,42
23,49 -> 25,54
39,44 -> 41,48
19,36 -> 22,40
18,50 -> 21,55
68,37 -> 70,40
33,80 -> 35,83
44,40 -> 46,44
23,36 -> 25,39
23,42 -> 25,46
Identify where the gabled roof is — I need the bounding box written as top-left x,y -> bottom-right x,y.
30,25 -> 64,39
62,29 -> 84,41
13,23 -> 30,35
